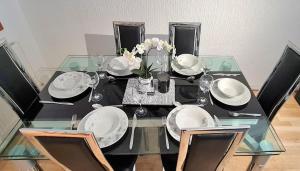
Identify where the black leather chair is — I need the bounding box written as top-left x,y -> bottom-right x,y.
169,22 -> 201,56
113,21 -> 145,55
257,42 -> 300,121
20,129 -> 138,171
161,126 -> 249,171
0,40 -> 39,120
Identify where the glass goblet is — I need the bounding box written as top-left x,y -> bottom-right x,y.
197,73 -> 214,106
132,85 -> 147,117
87,71 -> 103,102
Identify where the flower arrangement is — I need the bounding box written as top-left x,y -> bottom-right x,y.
122,38 -> 175,79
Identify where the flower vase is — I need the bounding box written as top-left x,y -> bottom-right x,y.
138,75 -> 153,85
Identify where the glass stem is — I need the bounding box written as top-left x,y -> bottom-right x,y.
139,99 -> 142,108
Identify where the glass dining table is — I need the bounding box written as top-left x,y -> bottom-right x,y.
0,55 -> 285,170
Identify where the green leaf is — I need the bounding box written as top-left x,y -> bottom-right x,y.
131,69 -> 143,75
149,68 -> 157,72
147,64 -> 153,71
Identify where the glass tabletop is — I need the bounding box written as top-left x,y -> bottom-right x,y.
0,55 -> 285,160
57,55 -> 240,72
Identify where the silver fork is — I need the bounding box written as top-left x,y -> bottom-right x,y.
162,116 -> 170,150
70,114 -> 77,130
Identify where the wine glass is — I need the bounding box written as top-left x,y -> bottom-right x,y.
87,71 -> 102,102
95,56 -> 106,102
132,85 -> 147,117
96,56 -> 106,78
197,73 -> 213,106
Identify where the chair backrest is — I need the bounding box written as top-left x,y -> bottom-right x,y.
176,126 -> 249,171
20,128 -> 113,171
0,40 -> 39,119
257,42 -> 300,121
113,21 -> 145,54
169,22 -> 201,56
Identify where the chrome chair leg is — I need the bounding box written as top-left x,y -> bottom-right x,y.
247,155 -> 271,171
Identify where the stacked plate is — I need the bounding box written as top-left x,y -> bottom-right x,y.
48,71 -> 91,99
171,54 -> 203,76
77,106 -> 128,148
107,57 -> 132,76
166,105 -> 215,141
210,78 -> 251,106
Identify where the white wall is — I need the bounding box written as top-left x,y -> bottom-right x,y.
0,0 -> 46,85
17,0 -> 300,88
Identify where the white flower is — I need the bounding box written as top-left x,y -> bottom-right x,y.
129,57 -> 142,70
157,40 -> 164,51
144,39 -> 152,49
151,38 -> 159,47
136,44 -> 145,54
131,47 -> 137,55
162,41 -> 173,53
123,49 -> 136,61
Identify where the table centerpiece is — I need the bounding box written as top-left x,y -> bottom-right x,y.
122,38 -> 176,85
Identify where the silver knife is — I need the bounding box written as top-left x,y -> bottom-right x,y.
39,101 -> 74,106
212,73 -> 240,76
162,116 -> 169,150
209,93 -> 214,105
129,114 -> 137,150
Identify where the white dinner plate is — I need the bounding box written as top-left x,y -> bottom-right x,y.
176,105 -> 215,129
171,57 -> 203,76
166,105 -> 215,141
48,72 -> 91,99
78,106 -> 128,148
210,78 -> 251,106
84,108 -> 121,138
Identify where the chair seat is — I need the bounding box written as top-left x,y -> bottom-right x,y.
105,155 -> 138,171
161,154 -> 178,171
